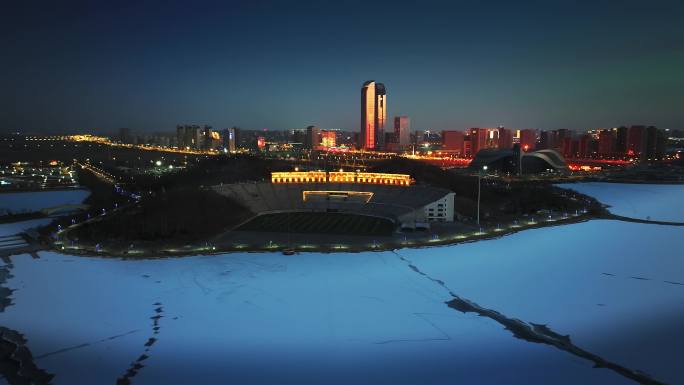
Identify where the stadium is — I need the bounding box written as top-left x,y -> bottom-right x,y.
214,171 -> 455,236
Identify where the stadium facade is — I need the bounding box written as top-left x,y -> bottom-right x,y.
215,172 -> 455,231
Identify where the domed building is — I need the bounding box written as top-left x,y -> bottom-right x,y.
468,145 -> 568,175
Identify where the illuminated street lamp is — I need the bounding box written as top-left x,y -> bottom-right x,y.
477,165 -> 487,226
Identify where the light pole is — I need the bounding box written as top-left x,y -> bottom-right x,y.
477,165 -> 488,226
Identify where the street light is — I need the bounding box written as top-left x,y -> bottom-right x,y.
477,165 -> 488,226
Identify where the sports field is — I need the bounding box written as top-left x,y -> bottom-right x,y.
235,212 -> 395,236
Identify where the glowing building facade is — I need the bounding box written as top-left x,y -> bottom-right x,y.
271,171 -> 412,186
320,130 -> 336,148
360,80 -> 387,150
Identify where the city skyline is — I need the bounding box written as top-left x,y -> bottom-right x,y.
3,1 -> 684,133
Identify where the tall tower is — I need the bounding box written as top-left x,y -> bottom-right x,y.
360,80 -> 387,150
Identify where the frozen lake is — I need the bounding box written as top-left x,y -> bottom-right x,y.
0,184 -> 681,385
556,182 -> 684,222
0,189 -> 90,215
0,249 -> 637,385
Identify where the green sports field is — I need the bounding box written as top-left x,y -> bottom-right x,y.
235,212 -> 395,236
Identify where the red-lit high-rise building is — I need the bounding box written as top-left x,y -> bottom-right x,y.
627,125 -> 646,158
469,128 -> 489,156
577,134 -> 592,158
598,129 -> 616,158
561,137 -> 573,158
519,129 -> 536,151
615,126 -> 629,155
497,127 -> 513,150
441,130 -> 465,156
360,81 -> 387,150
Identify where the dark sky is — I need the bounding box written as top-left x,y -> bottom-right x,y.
3,0 -> 683,133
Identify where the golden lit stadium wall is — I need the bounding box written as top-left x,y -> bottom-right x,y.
271,171 -> 412,186
271,171 -> 327,183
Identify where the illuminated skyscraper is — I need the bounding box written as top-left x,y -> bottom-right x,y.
360,80 -> 387,150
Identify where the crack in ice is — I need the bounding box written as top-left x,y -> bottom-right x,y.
392,251 -> 667,385
374,313 -> 452,344
116,302 -> 164,385
35,329 -> 142,359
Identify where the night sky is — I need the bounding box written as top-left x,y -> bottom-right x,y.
3,0 -> 683,133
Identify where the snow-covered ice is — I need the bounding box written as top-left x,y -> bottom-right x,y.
0,189 -> 89,214
0,249 -> 635,385
556,182 -> 684,222
0,218 -> 52,237
400,220 -> 684,384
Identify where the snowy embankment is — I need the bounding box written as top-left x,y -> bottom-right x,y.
556,182 -> 684,222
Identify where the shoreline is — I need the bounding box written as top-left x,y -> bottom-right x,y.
35,209 -> 684,261
11,178 -> 683,260
45,211 -> 597,260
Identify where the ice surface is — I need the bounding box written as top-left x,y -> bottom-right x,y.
557,182 -> 684,222
0,219 -> 53,237
400,220 -> 684,384
0,189 -> 89,214
0,250 -> 632,385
